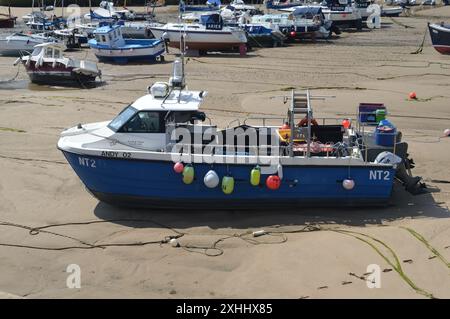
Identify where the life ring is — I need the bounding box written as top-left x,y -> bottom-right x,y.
298,117 -> 318,127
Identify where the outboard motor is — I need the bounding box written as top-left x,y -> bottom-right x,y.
375,151 -> 427,195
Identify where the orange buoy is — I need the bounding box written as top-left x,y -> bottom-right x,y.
342,119 -> 351,129
173,162 -> 184,174
281,122 -> 290,129
266,175 -> 281,190
409,92 -> 417,100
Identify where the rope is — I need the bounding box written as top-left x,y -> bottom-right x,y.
411,26 -> 428,54
389,16 -> 415,29
0,219 -> 184,251
401,227 -> 450,269
0,219 -> 319,257
331,229 -> 435,299
0,63 -> 21,83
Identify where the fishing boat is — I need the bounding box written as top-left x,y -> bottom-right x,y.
15,42 -> 101,87
88,24 -> 165,63
251,7 -> 333,41
149,14 -> 247,54
428,22 -> 450,55
0,32 -> 57,56
0,5 -> 16,28
243,24 -> 286,48
57,43 -> 425,209
321,0 -> 363,30
26,13 -> 66,32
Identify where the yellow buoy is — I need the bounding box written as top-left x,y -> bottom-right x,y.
250,166 -> 261,186
222,176 -> 234,194
182,165 -> 195,184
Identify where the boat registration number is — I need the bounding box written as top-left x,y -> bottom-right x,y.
79,157 -> 96,168
369,170 -> 390,181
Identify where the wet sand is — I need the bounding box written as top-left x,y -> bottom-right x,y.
0,6 -> 449,298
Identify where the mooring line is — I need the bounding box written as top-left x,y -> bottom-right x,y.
331,229 -> 435,299
401,227 -> 450,269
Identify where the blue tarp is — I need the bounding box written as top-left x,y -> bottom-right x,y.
291,6 -> 322,17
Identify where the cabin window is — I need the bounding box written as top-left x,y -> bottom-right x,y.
53,49 -> 61,59
120,112 -> 164,133
108,33 -> 113,41
45,47 -> 53,58
31,47 -> 42,56
95,35 -> 101,42
101,35 -> 106,42
108,106 -> 137,132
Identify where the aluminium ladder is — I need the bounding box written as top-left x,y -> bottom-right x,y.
289,89 -> 312,157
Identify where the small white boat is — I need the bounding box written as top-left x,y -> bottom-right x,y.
0,32 -> 57,56
88,24 -> 165,64
15,42 -> 101,87
149,14 -> 247,53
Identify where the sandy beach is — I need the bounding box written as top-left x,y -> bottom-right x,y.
0,5 -> 449,298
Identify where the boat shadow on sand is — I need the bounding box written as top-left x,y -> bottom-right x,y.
93,184 -> 449,230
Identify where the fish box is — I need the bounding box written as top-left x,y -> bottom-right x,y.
358,103 -> 386,124
375,125 -> 397,147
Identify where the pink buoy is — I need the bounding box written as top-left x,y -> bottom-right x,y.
342,179 -> 355,190
173,162 -> 184,174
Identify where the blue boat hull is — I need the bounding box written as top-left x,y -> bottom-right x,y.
88,38 -> 165,64
95,52 -> 164,64
62,151 -> 396,208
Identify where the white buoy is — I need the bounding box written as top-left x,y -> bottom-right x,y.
204,170 -> 219,188
169,238 -> 179,248
342,179 -> 355,190
444,129 -> 450,137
